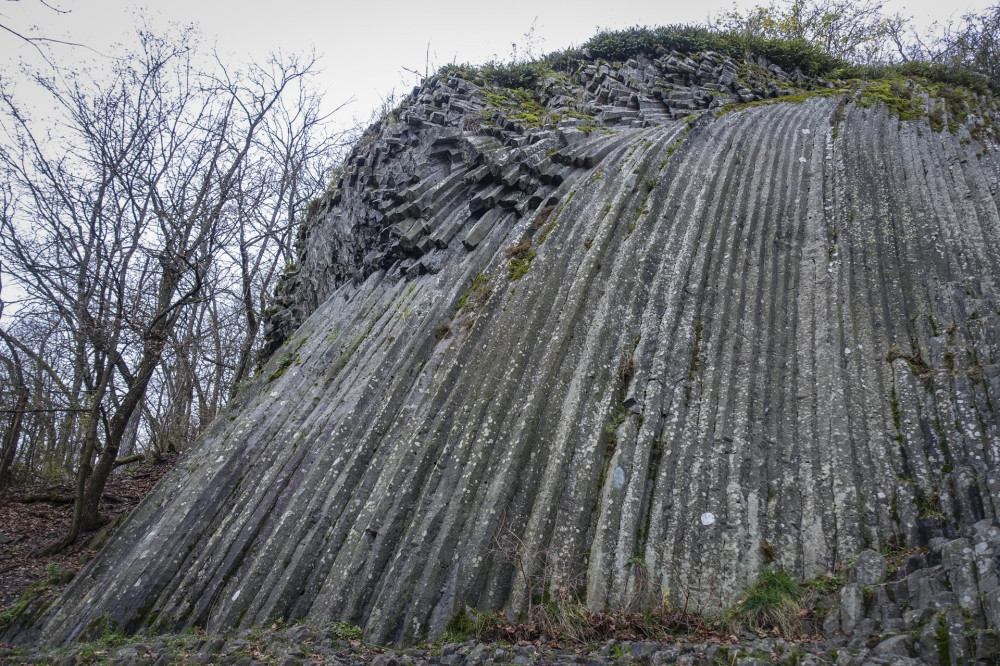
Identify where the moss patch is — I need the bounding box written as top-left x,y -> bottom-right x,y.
508,252 -> 538,281
457,273 -> 492,311
267,352 -> 296,382
936,613 -> 952,666
0,563 -> 72,629
853,78 -> 922,122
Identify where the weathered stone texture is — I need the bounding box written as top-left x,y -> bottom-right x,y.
11,50 -> 1000,649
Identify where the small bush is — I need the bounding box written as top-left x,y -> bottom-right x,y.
935,613 -> 952,665
532,205 -> 556,231
469,596 -> 708,645
328,620 -> 363,640
619,354 -> 635,387
442,608 -> 476,642
577,25 -> 839,75
506,239 -> 538,281
802,571 -> 843,596
505,239 -> 533,260
841,61 -> 993,95
541,588 -> 591,643
442,608 -> 508,643
481,61 -> 552,89
582,25 -> 723,62
853,79 -> 922,121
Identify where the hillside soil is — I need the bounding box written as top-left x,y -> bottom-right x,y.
0,457 -> 176,614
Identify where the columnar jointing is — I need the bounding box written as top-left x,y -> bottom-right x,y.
18,52 -> 1000,648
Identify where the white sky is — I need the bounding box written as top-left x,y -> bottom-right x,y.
1,0 -> 996,131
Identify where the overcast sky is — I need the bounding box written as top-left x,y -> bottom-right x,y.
1,0 -> 997,131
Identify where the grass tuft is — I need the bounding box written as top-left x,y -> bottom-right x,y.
722,568 -> 801,638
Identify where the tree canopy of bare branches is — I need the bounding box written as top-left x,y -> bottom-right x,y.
710,0 -> 911,66
926,4 -> 1000,91
0,24 -> 344,551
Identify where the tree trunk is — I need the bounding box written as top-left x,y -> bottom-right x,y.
0,347 -> 29,491
228,251 -> 260,401
78,345 -> 162,531
0,385 -> 28,492
40,396 -> 102,554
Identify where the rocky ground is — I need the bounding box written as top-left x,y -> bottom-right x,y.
4,532 -> 1000,664
0,624 -> 928,665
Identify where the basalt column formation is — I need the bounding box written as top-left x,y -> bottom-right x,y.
13,49 -> 1000,648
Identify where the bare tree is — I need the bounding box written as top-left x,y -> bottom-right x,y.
0,329 -> 29,491
225,71 -> 344,395
0,268 -> 86,489
926,3 -> 1000,90
0,26 -> 338,551
0,0 -> 93,66
711,0 -> 911,65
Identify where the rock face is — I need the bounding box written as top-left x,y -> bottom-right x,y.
12,50 -> 1000,648
814,521 -> 1000,664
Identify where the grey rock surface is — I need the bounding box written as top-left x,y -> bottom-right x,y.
7,48 -> 1000,651
808,518 -> 1000,663
850,550 -> 888,587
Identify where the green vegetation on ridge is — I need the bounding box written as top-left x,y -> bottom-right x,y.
437,0 -> 1000,100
